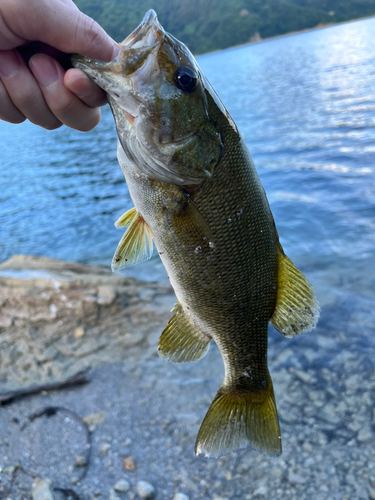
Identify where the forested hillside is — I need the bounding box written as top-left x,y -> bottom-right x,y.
74,0 -> 375,54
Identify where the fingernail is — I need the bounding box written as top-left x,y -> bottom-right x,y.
30,55 -> 59,87
0,51 -> 20,78
111,45 -> 121,60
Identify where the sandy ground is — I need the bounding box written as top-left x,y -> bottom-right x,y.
0,257 -> 374,500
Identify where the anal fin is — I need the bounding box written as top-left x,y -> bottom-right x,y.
158,303 -> 210,363
271,242 -> 320,338
112,207 -> 153,271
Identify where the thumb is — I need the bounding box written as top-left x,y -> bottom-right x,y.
1,0 -> 119,61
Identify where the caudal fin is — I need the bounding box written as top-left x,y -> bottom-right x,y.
195,373 -> 281,457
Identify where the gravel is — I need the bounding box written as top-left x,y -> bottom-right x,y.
0,257 -> 374,500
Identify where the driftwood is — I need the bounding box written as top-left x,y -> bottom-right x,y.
0,370 -> 90,405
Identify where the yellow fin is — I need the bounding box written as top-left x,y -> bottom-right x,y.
158,303 -> 211,363
111,208 -> 153,271
195,372 -> 281,457
271,243 -> 320,338
114,207 -> 137,228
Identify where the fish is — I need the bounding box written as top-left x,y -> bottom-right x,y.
72,10 -> 319,457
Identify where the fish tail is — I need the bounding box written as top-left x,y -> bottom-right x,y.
195,372 -> 281,457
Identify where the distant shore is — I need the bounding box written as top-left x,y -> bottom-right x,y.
197,15 -> 375,57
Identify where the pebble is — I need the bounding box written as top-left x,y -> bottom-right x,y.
31,478 -> 53,500
136,481 -> 155,500
368,484 -> 375,500
173,494 -> 189,500
109,489 -> 121,500
123,456 -> 137,471
357,426 -> 373,443
76,454 -> 88,467
288,471 -> 307,485
253,485 -> 268,496
101,443 -> 111,455
83,411 -> 107,427
74,326 -> 85,338
114,479 -> 130,493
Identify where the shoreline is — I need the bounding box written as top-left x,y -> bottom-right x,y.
196,14 -> 375,57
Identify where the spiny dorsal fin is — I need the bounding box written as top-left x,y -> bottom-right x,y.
271,243 -> 320,338
195,372 -> 281,457
158,302 -> 211,363
111,208 -> 153,271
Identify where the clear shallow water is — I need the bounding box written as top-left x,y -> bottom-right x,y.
1,18 -> 375,338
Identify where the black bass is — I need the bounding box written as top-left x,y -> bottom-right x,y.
72,10 -> 319,457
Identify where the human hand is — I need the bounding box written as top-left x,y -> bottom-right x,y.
0,0 -> 120,131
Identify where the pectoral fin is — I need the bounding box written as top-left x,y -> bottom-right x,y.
112,208 -> 153,271
271,243 -> 320,338
178,193 -> 215,254
158,302 -> 211,363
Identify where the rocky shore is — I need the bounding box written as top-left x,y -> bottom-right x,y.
0,255 -> 174,393
0,256 -> 374,500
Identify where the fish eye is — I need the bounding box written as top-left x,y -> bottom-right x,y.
173,66 -> 198,93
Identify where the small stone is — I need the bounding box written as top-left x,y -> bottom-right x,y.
109,489 -> 120,500
76,454 -> 88,467
70,476 -> 79,485
74,326 -> 85,338
357,426 -> 373,443
271,467 -> 282,479
368,484 -> 375,500
173,494 -> 189,500
288,471 -> 307,485
83,411 -> 107,427
101,443 -> 111,455
136,481 -> 155,500
123,456 -> 137,471
114,479 -> 130,493
31,478 -> 54,500
253,485 -> 268,496
225,471 -> 232,481
302,441 -> 313,453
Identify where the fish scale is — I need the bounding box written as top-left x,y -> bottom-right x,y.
72,9 -> 319,457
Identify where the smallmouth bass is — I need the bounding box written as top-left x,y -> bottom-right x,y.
72,10 -> 319,457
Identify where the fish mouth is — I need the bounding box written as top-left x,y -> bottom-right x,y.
71,10 -> 163,77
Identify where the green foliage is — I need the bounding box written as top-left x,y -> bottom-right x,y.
74,0 -> 375,54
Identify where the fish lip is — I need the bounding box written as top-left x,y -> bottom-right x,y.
121,10 -> 162,46
71,9 -> 163,72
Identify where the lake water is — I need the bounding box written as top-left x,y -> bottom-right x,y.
1,16 -> 375,497
2,18 -> 375,337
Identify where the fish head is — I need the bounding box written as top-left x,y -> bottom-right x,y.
72,10 -> 223,186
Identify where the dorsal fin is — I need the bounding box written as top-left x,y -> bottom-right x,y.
271,243 -> 320,338
158,302 -> 211,363
111,208 -> 153,270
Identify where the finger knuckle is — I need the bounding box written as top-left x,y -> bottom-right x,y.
80,15 -> 106,51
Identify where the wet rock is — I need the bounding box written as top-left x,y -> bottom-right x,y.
253,485 -> 268,496
31,478 -> 54,500
123,456 -> 137,471
83,411 -> 107,427
136,480 -> 155,499
101,443 -> 111,455
114,479 -> 130,493
288,471 -> 307,485
74,326 -> 85,338
173,494 -> 189,500
109,488 -> 121,500
368,484 -> 375,500
357,426 -> 373,443
75,454 -> 88,467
